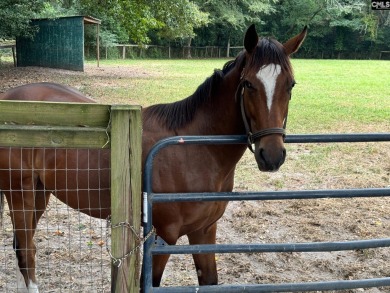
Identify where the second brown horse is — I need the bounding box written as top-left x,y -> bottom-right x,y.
0,24 -> 306,292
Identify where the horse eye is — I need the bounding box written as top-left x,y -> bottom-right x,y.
245,80 -> 253,89
289,81 -> 296,100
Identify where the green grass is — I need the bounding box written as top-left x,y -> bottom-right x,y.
88,58 -> 390,134
291,59 -> 390,133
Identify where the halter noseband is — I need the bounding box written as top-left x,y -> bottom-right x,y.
238,82 -> 288,153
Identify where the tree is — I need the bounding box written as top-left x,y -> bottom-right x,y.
154,1 -> 208,41
76,0 -> 209,45
257,0 -> 389,58
1,0 -> 388,58
153,0 -> 209,58
194,0 -> 277,56
74,0 -> 160,44
0,0 -> 45,40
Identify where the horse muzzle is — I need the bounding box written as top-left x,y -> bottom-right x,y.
254,136 -> 286,172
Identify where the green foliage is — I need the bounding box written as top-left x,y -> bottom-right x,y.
200,0 -> 275,29
76,0 -> 144,43
0,0 -> 45,39
36,1 -> 78,18
76,0 -> 209,44
0,0 -> 389,58
257,0 -> 389,58
154,0 -> 209,40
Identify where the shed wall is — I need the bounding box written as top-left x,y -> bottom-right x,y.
16,17 -> 84,71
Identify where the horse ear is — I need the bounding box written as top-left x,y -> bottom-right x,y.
244,24 -> 259,54
283,26 -> 308,55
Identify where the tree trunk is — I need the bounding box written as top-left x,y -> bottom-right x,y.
186,37 -> 192,59
226,36 -> 230,58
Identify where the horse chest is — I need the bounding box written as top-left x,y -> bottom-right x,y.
154,201 -> 229,239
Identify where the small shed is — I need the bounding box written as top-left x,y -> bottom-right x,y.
16,16 -> 100,71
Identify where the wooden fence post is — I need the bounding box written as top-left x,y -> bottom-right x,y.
110,105 -> 142,293
122,46 -> 126,59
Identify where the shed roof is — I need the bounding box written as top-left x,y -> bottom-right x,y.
82,16 -> 101,25
32,15 -> 101,25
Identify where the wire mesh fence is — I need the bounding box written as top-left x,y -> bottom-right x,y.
0,148 -> 113,292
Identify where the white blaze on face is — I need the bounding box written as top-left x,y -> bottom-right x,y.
256,64 -> 282,112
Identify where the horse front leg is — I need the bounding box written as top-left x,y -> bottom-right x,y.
141,224 -> 180,289
187,222 -> 218,285
6,183 -> 40,292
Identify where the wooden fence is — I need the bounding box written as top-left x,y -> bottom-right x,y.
0,100 -> 142,292
94,45 -> 245,59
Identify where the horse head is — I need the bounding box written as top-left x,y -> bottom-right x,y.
239,24 -> 307,171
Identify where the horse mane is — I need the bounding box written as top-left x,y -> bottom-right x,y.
143,59 -> 238,131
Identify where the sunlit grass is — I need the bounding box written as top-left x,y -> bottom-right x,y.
290,59 -> 390,133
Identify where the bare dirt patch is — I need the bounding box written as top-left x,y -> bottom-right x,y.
0,63 -> 154,90
0,64 -> 389,292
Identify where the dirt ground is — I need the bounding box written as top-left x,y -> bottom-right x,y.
0,63 -> 389,292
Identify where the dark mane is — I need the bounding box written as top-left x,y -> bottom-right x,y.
143,59 -> 237,130
249,38 -> 293,75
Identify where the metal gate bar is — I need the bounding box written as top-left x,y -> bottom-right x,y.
151,187 -> 390,202
143,133 -> 390,292
152,277 -> 390,292
152,238 -> 390,255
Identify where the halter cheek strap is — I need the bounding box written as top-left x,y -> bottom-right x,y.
238,84 -> 287,153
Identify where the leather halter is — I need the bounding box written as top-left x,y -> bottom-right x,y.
238,81 -> 288,153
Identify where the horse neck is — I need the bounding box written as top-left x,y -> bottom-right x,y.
192,69 -> 244,136
188,68 -> 248,170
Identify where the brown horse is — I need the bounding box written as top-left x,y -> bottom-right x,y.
0,24 -> 306,292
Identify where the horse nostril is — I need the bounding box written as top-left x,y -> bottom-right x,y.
282,148 -> 286,158
259,148 -> 266,162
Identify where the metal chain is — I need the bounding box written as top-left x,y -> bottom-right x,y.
106,215 -> 155,268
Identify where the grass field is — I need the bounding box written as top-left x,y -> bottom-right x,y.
83,58 -> 390,133
292,59 -> 390,133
